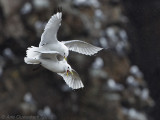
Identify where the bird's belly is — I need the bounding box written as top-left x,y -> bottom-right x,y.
41,61 -> 65,73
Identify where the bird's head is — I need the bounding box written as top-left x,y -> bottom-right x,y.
65,64 -> 73,76
61,44 -> 69,61
63,50 -> 69,61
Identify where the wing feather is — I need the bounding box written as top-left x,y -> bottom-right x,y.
39,12 -> 62,46
63,40 -> 103,56
58,69 -> 84,89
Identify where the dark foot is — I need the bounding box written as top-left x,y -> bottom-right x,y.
33,63 -> 41,71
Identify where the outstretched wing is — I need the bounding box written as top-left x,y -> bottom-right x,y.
58,69 -> 84,89
62,40 -> 103,56
39,12 -> 62,46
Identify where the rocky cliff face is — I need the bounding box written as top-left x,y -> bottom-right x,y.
0,0 -> 154,120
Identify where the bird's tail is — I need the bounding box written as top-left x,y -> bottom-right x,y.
26,46 -> 40,58
24,57 -> 40,64
24,46 -> 40,64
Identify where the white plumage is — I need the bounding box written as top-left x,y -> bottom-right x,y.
24,47 -> 84,89
24,11 -> 103,89
58,70 -> 84,89
62,40 -> 103,56
38,11 -> 103,59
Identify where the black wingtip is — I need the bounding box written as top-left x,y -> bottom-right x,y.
58,6 -> 62,12
54,6 -> 62,14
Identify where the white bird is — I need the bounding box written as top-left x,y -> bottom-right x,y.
37,10 -> 103,60
24,46 -> 84,89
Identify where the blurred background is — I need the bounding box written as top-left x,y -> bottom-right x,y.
0,0 -> 159,120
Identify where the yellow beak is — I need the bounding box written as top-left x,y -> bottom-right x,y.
67,70 -> 73,76
64,57 -> 67,61
67,72 -> 68,76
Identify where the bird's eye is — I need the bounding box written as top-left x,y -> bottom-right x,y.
64,53 -> 65,55
68,67 -> 69,68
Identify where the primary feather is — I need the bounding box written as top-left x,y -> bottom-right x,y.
39,12 -> 62,46
58,69 -> 84,89
62,40 -> 103,55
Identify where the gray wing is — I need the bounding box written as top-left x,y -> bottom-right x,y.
37,51 -> 62,61
39,12 -> 62,46
62,40 -> 103,56
58,69 -> 84,89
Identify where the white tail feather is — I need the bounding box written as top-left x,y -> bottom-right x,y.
24,57 -> 40,64
26,46 -> 40,58
25,46 -> 41,64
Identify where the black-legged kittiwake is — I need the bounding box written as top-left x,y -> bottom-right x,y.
24,47 -> 84,89
34,9 -> 103,61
